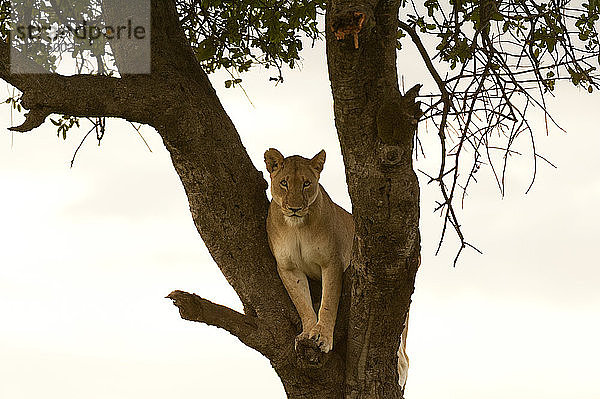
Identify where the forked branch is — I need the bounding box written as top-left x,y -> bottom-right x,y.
399,19 -> 480,264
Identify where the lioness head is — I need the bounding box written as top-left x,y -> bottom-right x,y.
264,148 -> 326,220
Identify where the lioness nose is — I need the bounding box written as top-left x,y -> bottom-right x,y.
289,207 -> 301,213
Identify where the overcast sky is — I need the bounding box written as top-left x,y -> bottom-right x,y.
1,38 -> 599,398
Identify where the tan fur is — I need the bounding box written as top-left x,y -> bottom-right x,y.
398,311 -> 410,389
264,148 -> 413,386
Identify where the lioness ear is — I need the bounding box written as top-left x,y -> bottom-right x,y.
264,148 -> 284,174
310,150 -> 326,173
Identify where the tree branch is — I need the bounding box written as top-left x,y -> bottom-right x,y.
0,40 -> 161,127
398,19 -> 483,264
166,290 -> 272,354
0,0 -> 309,386
0,0 -> 208,130
1,0 -> 297,328
8,107 -> 51,132
398,20 -> 449,102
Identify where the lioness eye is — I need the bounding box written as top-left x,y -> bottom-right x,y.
280,180 -> 288,188
303,181 -> 311,188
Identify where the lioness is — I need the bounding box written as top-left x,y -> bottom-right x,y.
264,148 -> 410,388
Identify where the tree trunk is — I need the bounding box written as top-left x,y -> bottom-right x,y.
326,0 -> 421,397
1,0 -> 421,397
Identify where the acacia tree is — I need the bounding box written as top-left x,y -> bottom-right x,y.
1,0 -> 599,398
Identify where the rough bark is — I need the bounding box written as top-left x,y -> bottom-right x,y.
327,0 -> 421,397
1,0 -> 421,398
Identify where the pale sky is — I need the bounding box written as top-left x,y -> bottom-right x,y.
1,39 -> 599,399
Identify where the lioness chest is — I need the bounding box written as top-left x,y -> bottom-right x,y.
270,223 -> 333,281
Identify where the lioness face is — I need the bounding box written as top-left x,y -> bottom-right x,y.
264,148 -> 326,219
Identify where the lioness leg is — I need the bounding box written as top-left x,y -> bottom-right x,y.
277,265 -> 317,337
308,262 -> 343,353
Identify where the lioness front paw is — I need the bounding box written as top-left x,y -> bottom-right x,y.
294,329 -> 311,349
307,323 -> 334,353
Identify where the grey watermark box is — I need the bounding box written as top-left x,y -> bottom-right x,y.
10,0 -> 150,75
